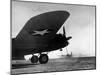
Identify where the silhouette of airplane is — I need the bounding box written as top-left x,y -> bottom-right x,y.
12,11 -> 72,64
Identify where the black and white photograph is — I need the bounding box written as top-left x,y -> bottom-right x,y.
11,0 -> 96,74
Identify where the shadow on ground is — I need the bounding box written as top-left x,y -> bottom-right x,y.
12,63 -> 39,69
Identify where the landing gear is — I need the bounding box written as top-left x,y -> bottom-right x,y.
30,55 -> 38,63
39,54 -> 49,64
30,54 -> 49,64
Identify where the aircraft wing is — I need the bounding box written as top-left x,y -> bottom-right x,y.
15,11 -> 70,50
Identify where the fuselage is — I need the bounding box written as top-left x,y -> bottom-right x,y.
12,34 -> 69,59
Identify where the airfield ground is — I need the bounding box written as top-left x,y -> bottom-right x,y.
11,57 -> 96,74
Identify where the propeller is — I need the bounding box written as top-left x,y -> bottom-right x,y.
63,26 -> 72,40
63,26 -> 66,36
60,26 -> 72,56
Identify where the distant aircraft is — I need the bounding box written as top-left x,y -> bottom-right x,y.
12,11 -> 72,64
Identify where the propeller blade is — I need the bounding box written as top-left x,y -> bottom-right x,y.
63,26 -> 66,36
66,36 -> 72,40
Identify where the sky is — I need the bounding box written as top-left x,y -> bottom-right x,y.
12,1 -> 95,59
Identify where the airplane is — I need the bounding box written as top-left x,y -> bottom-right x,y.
12,10 -> 72,64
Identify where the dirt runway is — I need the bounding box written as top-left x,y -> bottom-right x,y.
11,57 -> 96,74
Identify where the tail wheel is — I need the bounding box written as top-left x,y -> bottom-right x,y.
39,54 -> 49,64
30,55 -> 38,63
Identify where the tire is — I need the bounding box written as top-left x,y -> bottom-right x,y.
39,54 -> 49,64
30,55 -> 38,63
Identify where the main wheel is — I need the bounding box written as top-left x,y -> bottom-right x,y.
39,54 -> 49,64
30,55 -> 38,63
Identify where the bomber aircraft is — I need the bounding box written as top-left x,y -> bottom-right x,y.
12,11 -> 72,64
